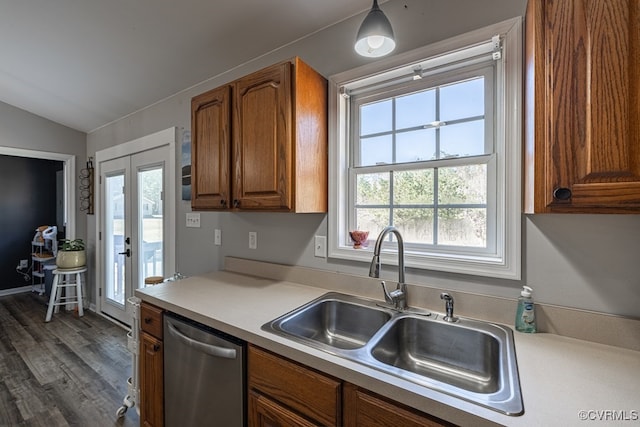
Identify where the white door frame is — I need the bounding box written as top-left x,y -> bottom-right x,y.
0,147 -> 76,238
94,127 -> 176,318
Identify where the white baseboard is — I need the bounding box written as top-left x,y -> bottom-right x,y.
0,286 -> 34,297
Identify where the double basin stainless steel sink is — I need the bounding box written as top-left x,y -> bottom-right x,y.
262,292 -> 523,416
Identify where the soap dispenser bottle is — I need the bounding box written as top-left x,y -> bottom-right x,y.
515,286 -> 537,333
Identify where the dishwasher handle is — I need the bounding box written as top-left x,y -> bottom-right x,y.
167,322 -> 237,359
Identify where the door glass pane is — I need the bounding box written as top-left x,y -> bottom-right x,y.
138,167 -> 163,289
105,173 -> 125,305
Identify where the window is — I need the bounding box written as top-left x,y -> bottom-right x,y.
328,18 -> 522,279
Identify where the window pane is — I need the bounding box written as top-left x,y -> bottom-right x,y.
357,173 -> 390,205
105,173 -> 125,305
396,89 -> 435,129
438,208 -> 486,247
355,208 -> 389,235
361,99 -> 392,135
360,135 -> 392,166
439,120 -> 485,158
396,129 -> 436,162
394,209 -> 434,245
440,77 -> 484,121
139,167 -> 163,289
394,170 -> 434,204
438,164 -> 487,205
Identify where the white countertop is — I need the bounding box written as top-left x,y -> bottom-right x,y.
136,271 -> 640,427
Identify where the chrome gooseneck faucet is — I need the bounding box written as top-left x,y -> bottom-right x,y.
369,226 -> 407,311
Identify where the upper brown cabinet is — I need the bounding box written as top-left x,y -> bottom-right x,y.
525,0 -> 640,213
191,57 -> 328,212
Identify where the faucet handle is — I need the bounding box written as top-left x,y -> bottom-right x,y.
380,281 -> 394,304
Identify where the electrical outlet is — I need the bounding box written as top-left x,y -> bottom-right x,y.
214,229 -> 222,246
19,259 -> 29,269
249,232 -> 257,249
314,236 -> 327,258
186,212 -> 201,228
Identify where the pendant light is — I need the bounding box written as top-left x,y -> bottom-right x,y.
354,0 -> 396,58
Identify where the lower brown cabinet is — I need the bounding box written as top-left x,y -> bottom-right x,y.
248,344 -> 453,427
343,383 -> 453,427
140,332 -> 164,427
139,302 -> 164,427
248,345 -> 341,426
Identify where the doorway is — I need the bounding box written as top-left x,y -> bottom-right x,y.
95,128 -> 176,325
0,148 -> 76,296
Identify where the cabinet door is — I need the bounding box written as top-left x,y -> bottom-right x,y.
343,383 -> 452,427
248,345 -> 341,427
140,332 -> 164,427
525,0 -> 640,213
191,85 -> 231,210
248,391 -> 318,427
233,62 -> 292,210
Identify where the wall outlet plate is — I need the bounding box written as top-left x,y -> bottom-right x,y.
249,232 -> 257,249
314,236 -> 327,258
19,259 -> 29,269
214,229 -> 222,246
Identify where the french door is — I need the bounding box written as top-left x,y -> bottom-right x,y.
99,145 -> 172,324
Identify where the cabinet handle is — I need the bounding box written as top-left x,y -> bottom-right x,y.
220,199 -> 227,207
153,344 -> 160,352
233,199 -> 240,208
144,317 -> 152,324
553,187 -> 572,200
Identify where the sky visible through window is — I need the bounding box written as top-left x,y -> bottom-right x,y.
359,77 -> 485,166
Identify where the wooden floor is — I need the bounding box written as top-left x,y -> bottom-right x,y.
0,292 -> 139,427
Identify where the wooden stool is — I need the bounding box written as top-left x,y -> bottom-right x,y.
145,276 -> 164,286
45,267 -> 87,322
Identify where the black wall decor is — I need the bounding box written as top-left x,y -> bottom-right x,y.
0,155 -> 63,291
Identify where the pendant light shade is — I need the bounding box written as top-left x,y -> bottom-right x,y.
355,0 -> 396,58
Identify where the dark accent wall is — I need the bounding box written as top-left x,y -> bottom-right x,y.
0,155 -> 63,290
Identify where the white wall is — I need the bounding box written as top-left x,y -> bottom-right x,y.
87,0 -> 640,318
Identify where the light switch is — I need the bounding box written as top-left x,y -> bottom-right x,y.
214,229 -> 222,246
186,212 -> 201,228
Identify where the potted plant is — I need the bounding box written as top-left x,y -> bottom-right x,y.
56,238 -> 86,268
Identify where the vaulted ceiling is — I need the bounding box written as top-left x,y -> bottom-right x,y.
0,0 -> 376,132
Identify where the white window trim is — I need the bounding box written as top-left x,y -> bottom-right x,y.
328,17 -> 522,280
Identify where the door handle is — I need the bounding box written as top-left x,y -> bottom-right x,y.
118,248 -> 131,257
167,322 -> 237,359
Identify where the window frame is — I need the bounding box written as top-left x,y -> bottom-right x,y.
328,17 -> 522,280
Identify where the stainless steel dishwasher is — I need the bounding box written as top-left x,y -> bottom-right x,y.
163,312 -> 246,426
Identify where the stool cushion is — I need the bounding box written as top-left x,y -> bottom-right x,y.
145,276 -> 164,285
